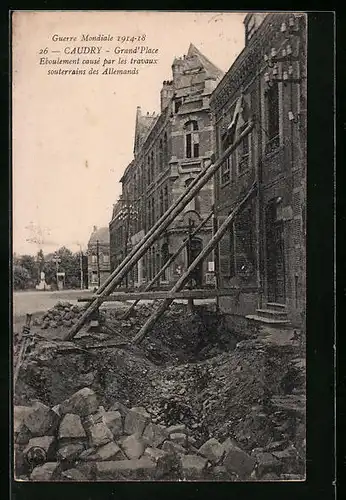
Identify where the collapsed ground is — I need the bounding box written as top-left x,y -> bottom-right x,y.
14,301 -> 306,481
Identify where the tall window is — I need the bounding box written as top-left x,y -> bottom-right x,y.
150,151 -> 155,183
174,98 -> 182,114
220,132 -> 232,185
238,124 -> 250,174
159,139 -> 163,172
185,121 -> 199,159
164,185 -> 169,212
163,132 -> 168,166
266,84 -> 280,141
147,156 -> 151,185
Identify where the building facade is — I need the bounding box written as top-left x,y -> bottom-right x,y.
109,44 -> 224,288
210,12 -> 306,327
87,226 -> 111,289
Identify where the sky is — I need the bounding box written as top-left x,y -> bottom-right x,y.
12,10 -> 246,255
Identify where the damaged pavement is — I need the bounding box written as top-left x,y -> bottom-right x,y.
13,301 -> 306,482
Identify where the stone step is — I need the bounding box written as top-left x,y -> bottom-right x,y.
256,308 -> 288,320
266,302 -> 287,310
245,314 -> 290,325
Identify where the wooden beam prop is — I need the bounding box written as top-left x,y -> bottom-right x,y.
65,121 -> 255,340
132,182 -> 257,345
77,287 -> 258,302
121,210 -> 213,319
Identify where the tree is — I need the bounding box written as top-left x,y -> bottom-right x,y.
13,265 -> 31,290
19,254 -> 38,284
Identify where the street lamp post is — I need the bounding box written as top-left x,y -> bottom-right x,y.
118,201 -> 139,289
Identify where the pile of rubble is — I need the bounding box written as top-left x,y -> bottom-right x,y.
14,387 -> 303,482
33,302 -> 87,330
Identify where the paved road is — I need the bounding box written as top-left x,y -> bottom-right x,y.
13,289 -> 92,319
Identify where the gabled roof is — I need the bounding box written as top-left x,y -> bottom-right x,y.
186,43 -> 224,80
133,106 -> 157,155
88,226 -> 110,245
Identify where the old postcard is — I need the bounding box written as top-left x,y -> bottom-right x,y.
12,10 -> 306,482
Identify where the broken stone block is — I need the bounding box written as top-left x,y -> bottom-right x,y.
181,454 -> 208,480
74,461 -> 96,480
142,422 -> 168,448
59,413 -> 87,442
210,465 -> 236,481
83,442 -> 124,461
170,432 -> 187,447
144,447 -> 177,479
198,437 -> 225,465
85,420 -> 114,448
166,424 -> 187,435
61,468 -> 87,481
17,402 -> 59,438
95,458 -> 156,480
104,411 -> 123,438
121,433 -> 146,459
124,407 -> 150,436
30,462 -> 60,481
14,406 -> 33,444
264,440 -> 287,452
14,444 -> 27,477
57,443 -> 85,462
24,436 -> 56,463
59,388 -> 99,417
222,440 -> 256,479
109,401 -> 130,416
254,452 -> 282,478
162,440 -> 187,456
261,472 -> 280,480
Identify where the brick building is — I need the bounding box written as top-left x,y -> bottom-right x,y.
210,13 -> 306,328
109,44 -> 224,287
87,226 -> 111,289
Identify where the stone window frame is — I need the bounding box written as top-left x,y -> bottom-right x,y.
184,120 -> 200,159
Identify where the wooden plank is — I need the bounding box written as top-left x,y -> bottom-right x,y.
77,287 -> 259,302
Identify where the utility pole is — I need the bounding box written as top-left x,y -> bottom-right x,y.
96,239 -> 101,288
52,252 -> 61,289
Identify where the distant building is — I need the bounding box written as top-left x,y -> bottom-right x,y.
109,44 -> 224,287
210,13 -> 306,328
87,226 -> 111,289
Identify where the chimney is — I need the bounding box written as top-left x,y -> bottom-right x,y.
93,225 -> 98,232
160,80 -> 174,111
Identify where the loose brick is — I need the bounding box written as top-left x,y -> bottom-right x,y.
181,454 -> 208,480
144,447 -> 177,479
19,402 -> 59,437
121,433 -> 146,459
57,443 -> 85,462
86,421 -> 114,448
142,422 -> 168,448
59,388 -> 99,417
30,462 -> 60,481
170,432 -> 187,447
124,407 -> 150,436
104,411 -> 123,438
59,413 -> 87,441
84,441 -> 124,461
222,440 -> 256,479
198,437 -> 225,465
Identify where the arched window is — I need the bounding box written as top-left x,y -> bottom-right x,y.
184,121 -> 199,158
159,189 -> 164,216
